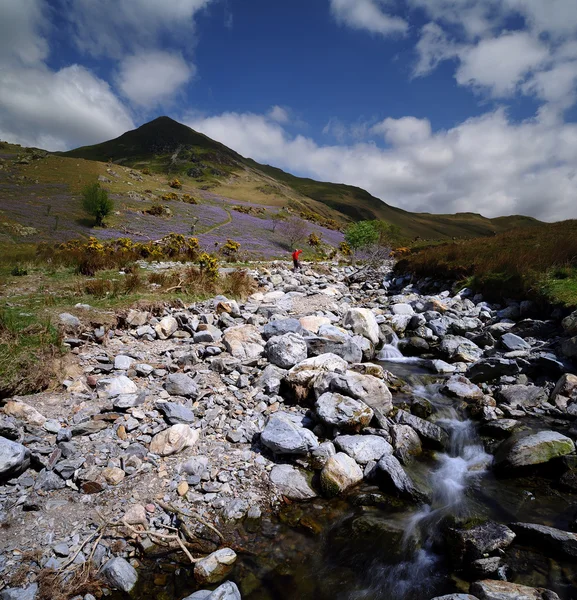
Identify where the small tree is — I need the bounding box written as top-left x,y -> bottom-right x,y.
270,211 -> 286,233
82,183 -> 113,227
345,220 -> 392,267
345,221 -> 380,250
283,216 -> 308,249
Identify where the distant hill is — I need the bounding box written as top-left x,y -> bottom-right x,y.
61,117 -> 543,240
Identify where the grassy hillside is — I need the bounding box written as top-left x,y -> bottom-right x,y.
395,220 -> 577,306
60,117 -> 544,241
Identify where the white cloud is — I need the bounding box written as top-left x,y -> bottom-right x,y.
117,51 -> 194,108
373,116 -> 432,145
65,0 -> 214,57
456,31 -> 550,97
186,108 -> 577,222
268,106 -> 290,124
329,0 -> 408,36
0,65 -> 134,151
0,0 -> 48,66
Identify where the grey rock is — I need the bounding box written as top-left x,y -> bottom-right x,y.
442,375 -> 484,401
221,499 -> 249,522
255,364 -> 286,394
343,308 -> 380,344
449,521 -> 515,565
114,355 -> 134,370
59,313 -> 80,328
394,409 -> 449,450
501,333 -> 530,351
97,375 -> 137,397
0,584 -> 38,600
310,441 -> 336,469
102,557 -> 138,593
470,580 -> 560,600
113,392 -> 145,410
183,582 -> 241,600
320,452 -> 363,496
266,332 -> 308,369
306,336 -> 363,363
315,392 -> 373,432
164,373 -> 199,398
466,358 -> 520,383
270,464 -> 317,500
0,437 -> 30,481
390,423 -> 422,464
511,522 -> 577,557
260,412 -> 319,455
376,454 -> 423,501
334,434 -> 392,464
158,402 -> 195,425
430,596 -> 479,600
262,318 -> 305,340
34,469 -> 66,491
497,385 -> 547,409
440,336 -> 483,363
194,548 -> 237,585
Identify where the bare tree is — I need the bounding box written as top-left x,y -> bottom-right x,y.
270,211 -> 286,233
283,216 -> 308,249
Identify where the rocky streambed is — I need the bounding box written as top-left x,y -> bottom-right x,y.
2,262 -> 577,600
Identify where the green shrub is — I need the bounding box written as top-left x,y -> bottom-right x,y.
11,266 -> 28,276
81,183 -> 113,227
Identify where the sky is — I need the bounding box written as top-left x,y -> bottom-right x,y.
1,1 -> 577,221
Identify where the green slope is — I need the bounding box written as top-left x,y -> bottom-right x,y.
61,116 -> 544,240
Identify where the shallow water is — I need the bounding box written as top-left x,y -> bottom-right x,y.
122,361 -> 577,600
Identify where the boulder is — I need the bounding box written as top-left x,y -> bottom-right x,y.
466,358 -> 520,383
315,392 -> 373,432
390,423 -> 422,464
501,332 -> 530,351
394,409 -> 449,450
510,522 -> 577,557
376,453 -> 423,501
255,364 -> 286,395
102,557 -> 138,593
320,452 -> 363,497
260,412 -> 318,455
494,430 -> 575,472
150,424 -> 199,456
470,580 -> 560,600
313,371 -> 393,427
194,548 -> 237,585
306,336 -> 363,363
0,437 -> 30,481
448,521 -> 516,566
442,376 -> 484,401
266,332 -> 308,369
282,353 -> 348,403
155,316 -> 178,339
431,596 -> 479,600
262,318 -> 304,340
562,310 -> 577,336
163,373 -> 199,398
58,312 -> 80,328
334,434 -> 392,464
299,315 -> 331,333
3,401 -> 46,427
157,402 -> 195,425
223,325 -> 265,360
183,582 -> 241,600
551,373 -> 577,404
343,308 -> 380,344
98,375 -> 137,397
440,336 -> 483,363
497,385 -> 547,409
270,464 -> 317,500
114,355 -> 134,370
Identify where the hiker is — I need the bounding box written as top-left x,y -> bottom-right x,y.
292,248 -> 303,271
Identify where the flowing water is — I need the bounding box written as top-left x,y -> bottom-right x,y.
125,354 -> 577,600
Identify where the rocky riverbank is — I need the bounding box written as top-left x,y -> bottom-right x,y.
1,261 -> 577,600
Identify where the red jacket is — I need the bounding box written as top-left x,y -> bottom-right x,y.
292,250 -> 302,260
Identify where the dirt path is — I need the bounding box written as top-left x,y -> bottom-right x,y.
201,207 -> 232,234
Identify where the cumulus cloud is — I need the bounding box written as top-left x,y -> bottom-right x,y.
64,0 -> 214,57
329,0 -> 408,36
268,106 -> 290,124
186,107 -> 577,222
0,65 -> 134,151
0,0 -> 48,66
117,51 -> 194,108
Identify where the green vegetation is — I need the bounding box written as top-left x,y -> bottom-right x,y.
345,221 -> 380,249
396,220 -> 577,306
81,182 -> 113,226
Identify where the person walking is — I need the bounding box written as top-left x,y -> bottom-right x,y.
292,248 -> 303,272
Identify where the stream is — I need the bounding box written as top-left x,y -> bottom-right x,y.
125,352 -> 577,600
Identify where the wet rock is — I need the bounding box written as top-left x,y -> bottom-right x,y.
315,392 -> 373,432
466,358 -> 520,383
394,409 -> 449,450
102,557 -> 138,593
343,308 -> 380,344
194,548 -> 237,585
163,373 -> 199,398
480,419 -> 519,438
448,521 -> 515,566
390,423 -> 422,464
155,316 -> 178,339
510,522 -> 577,557
157,402 -> 195,425
494,430 -> 575,472
266,332 -> 308,369
260,412 -> 318,455
470,580 -> 560,600
442,376 -> 484,401
0,437 -> 30,481
320,452 -> 363,497
335,434 -> 392,464
375,454 -> 423,501
397,337 -> 429,356
270,464 -> 317,500
223,325 -> 265,360
150,424 -> 199,456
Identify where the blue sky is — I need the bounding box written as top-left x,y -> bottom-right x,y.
2,0 -> 577,221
